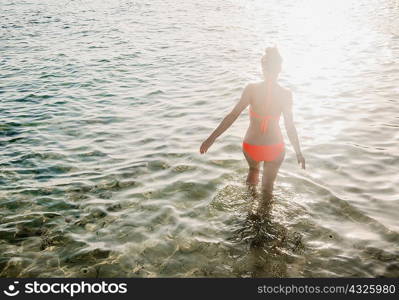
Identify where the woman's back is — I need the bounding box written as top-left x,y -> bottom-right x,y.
244,81 -> 287,145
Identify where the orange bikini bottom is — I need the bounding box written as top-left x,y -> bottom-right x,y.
242,142 -> 285,162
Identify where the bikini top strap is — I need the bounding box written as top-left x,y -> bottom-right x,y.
249,107 -> 275,133
248,82 -> 279,133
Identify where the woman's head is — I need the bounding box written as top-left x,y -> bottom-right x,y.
261,47 -> 282,80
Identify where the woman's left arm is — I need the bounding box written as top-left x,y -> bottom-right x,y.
200,84 -> 252,154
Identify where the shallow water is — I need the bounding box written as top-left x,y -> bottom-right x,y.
1,0 -> 399,277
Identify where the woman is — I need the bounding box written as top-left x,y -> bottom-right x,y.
199,47 -> 305,198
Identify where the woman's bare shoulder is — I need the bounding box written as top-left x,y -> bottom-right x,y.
278,85 -> 292,96
246,81 -> 261,89
277,85 -> 293,105
242,82 -> 260,96
245,81 -> 265,93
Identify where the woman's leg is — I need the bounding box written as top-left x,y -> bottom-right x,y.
261,149 -> 285,197
256,150 -> 285,216
243,149 -> 261,186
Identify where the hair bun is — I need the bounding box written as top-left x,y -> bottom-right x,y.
262,46 -> 282,74
265,47 -> 281,59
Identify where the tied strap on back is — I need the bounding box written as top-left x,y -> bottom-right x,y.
260,115 -> 272,133
249,107 -> 274,133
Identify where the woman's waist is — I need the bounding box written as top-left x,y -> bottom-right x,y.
243,140 -> 285,146
244,128 -> 284,145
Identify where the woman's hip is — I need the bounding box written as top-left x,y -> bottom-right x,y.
242,141 -> 285,162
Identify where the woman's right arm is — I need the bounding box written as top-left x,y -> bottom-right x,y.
199,84 -> 252,154
282,90 -> 305,169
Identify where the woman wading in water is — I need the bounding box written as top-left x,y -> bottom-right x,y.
200,47 -> 305,210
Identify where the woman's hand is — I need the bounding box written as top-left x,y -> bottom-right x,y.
296,152 -> 306,169
200,137 -> 215,154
